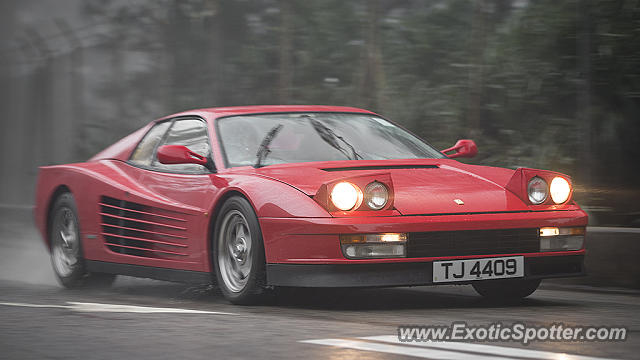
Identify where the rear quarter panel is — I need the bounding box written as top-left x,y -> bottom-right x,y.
34,161 -> 212,271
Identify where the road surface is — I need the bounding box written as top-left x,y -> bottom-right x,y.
0,212 -> 638,360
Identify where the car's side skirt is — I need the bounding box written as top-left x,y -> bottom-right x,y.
85,260 -> 213,284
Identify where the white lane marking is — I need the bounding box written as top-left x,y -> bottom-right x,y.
66,302 -> 236,315
0,301 -> 236,315
363,335 -> 619,360
300,339 -> 513,360
0,302 -> 68,309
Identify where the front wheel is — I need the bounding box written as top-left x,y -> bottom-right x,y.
472,278 -> 541,300
214,196 -> 266,304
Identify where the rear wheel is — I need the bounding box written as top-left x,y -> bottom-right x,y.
49,193 -> 116,288
472,278 -> 540,300
214,196 -> 266,304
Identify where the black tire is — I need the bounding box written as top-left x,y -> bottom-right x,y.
213,196 -> 267,304
49,192 -> 116,288
472,278 -> 541,300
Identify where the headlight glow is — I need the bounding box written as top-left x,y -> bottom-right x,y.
364,181 -> 389,210
527,176 -> 548,205
550,176 -> 571,204
330,182 -> 362,211
539,227 -> 560,237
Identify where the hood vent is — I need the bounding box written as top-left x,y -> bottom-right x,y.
321,164 -> 438,172
99,196 -> 188,259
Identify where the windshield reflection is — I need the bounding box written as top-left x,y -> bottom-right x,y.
217,113 -> 445,167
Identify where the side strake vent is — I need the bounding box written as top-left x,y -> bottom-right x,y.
99,196 -> 188,259
321,165 -> 438,172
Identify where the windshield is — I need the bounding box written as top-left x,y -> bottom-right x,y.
216,113 -> 445,167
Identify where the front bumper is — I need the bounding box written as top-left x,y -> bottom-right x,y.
266,254 -> 585,287
260,209 -> 587,287
259,209 -> 588,263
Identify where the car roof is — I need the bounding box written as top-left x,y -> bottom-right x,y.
160,105 -> 378,121
90,106 -> 378,163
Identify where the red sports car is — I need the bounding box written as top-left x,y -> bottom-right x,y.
34,106 -> 587,304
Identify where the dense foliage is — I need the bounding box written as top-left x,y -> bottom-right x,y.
79,0 -> 640,190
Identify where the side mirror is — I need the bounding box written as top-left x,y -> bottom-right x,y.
441,139 -> 478,159
157,145 -> 209,167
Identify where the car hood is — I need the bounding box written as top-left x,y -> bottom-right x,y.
249,159 -> 529,215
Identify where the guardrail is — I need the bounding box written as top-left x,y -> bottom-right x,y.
559,226 -> 640,289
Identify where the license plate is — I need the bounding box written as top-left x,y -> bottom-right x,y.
432,256 -> 524,283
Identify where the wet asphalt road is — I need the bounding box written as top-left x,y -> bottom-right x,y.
1,213 -> 639,360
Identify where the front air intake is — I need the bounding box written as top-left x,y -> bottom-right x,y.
407,228 -> 539,258
99,196 -> 188,259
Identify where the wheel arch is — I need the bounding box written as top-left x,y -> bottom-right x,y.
44,185 -> 73,250
203,176 -> 331,272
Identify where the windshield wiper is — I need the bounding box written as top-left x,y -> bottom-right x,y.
255,124 -> 283,168
306,116 -> 362,160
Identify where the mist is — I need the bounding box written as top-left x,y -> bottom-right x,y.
0,207 -> 55,285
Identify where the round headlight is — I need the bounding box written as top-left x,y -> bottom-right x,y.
527,176 -> 548,205
364,182 -> 389,210
550,176 -> 571,204
331,182 -> 362,211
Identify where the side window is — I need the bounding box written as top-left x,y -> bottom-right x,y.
152,119 -> 211,173
129,121 -> 171,167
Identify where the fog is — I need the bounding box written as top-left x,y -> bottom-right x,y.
0,209 -> 55,285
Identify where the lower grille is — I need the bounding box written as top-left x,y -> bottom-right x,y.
528,255 -> 584,276
407,228 -> 539,258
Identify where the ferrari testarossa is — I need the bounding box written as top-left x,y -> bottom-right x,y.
34,106 -> 587,304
